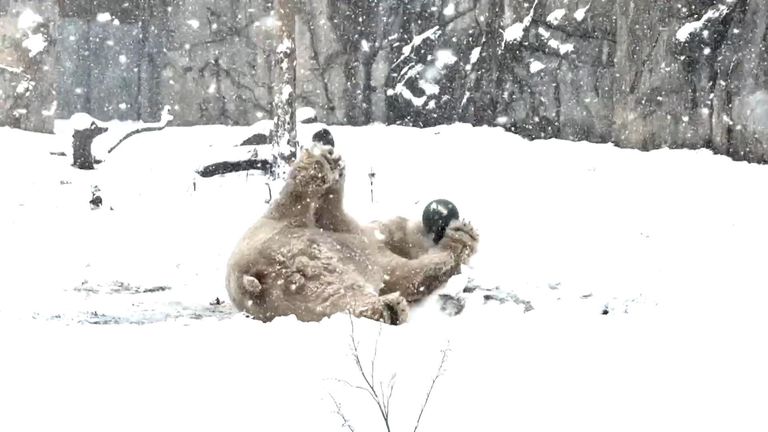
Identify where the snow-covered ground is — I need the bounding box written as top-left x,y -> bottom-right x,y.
1,120 -> 767,431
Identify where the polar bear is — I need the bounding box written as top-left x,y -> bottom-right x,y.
225,137 -> 478,325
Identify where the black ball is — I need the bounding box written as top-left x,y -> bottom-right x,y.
89,195 -> 102,209
422,199 -> 459,244
312,128 -> 334,148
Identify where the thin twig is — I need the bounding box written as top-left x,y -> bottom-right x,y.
332,377 -> 376,396
264,182 -> 272,204
412,346 -> 450,432
384,373 -> 397,414
371,325 -> 382,387
349,316 -> 376,396
328,393 -> 356,432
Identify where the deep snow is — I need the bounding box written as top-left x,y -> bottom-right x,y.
1,120 -> 767,431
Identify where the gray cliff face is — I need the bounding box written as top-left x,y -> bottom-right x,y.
614,0 -> 768,162
613,0 -> 711,152
494,0 -> 616,142
1,0 -> 767,164
711,0 -> 768,162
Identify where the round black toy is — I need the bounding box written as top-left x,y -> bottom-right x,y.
422,199 -> 459,244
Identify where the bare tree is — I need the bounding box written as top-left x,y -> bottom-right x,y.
72,121 -> 108,170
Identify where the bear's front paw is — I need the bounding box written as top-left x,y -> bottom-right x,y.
438,219 -> 479,264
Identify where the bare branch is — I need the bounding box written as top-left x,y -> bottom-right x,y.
346,313 -> 392,432
384,373 -> 397,414
329,393 -> 356,432
220,67 -> 272,114
348,315 -> 377,396
0,64 -> 30,80
186,8 -> 259,51
412,346 -> 450,432
332,377 -> 376,397
264,182 -> 272,204
379,381 -> 387,407
108,112 -> 171,154
439,1 -> 479,28
371,325 -> 382,386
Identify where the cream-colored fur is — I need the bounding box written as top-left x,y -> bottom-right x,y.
225,144 -> 478,325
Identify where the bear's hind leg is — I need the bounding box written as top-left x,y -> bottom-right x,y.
265,146 -> 342,226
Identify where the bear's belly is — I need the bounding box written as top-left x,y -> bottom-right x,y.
255,227 -> 387,320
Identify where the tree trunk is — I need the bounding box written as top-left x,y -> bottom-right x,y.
72,123 -> 108,170
270,0 -> 299,178
72,136 -> 95,170
197,158 -> 273,178
360,53 -> 376,125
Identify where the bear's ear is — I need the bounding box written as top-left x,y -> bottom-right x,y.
312,128 -> 334,148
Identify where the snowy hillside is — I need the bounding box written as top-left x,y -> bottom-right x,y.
1,122 -> 767,431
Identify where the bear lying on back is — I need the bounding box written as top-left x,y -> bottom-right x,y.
225,135 -> 478,325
